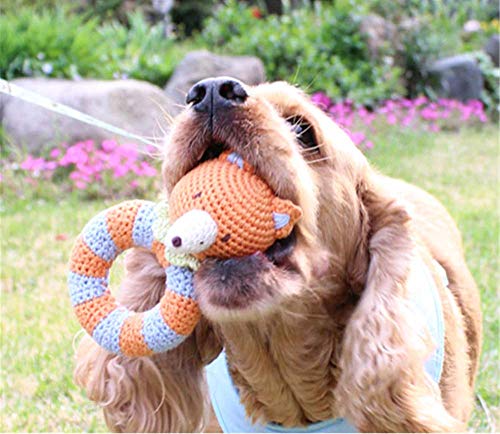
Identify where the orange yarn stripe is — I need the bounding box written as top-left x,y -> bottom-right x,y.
69,236 -> 111,278
152,240 -> 169,268
106,201 -> 143,251
74,290 -> 117,334
160,291 -> 201,336
119,315 -> 153,357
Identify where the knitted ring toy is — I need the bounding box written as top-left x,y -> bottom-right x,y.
68,200 -> 200,357
69,152 -> 302,357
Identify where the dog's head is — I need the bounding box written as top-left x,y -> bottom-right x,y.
163,78 -> 371,322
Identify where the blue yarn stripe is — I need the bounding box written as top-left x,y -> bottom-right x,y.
132,202 -> 156,249
141,305 -> 184,353
68,271 -> 108,306
166,265 -> 196,299
82,211 -> 119,261
92,308 -> 130,354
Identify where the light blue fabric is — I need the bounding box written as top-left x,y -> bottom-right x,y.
82,210 -> 118,261
92,308 -> 130,354
273,212 -> 291,230
227,152 -> 244,169
206,257 -> 446,433
132,202 -> 156,249
141,304 -> 183,353
68,271 -> 107,306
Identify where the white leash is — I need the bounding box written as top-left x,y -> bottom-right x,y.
0,78 -> 158,148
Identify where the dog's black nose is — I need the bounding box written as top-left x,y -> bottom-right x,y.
186,77 -> 247,114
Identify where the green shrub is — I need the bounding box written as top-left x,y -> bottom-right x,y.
365,0 -> 493,97
474,50 -> 500,116
399,15 -> 464,97
0,8 -> 195,87
171,0 -> 216,37
0,8 -> 106,80
98,11 -> 197,86
367,0 -> 495,25
201,1 -> 403,106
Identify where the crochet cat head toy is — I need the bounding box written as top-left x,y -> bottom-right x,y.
68,151 -> 302,357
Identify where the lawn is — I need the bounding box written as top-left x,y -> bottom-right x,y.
1,124 -> 498,432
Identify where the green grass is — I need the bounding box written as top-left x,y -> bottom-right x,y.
1,125 -> 498,431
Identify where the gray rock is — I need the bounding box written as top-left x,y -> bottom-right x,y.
164,50 -> 265,115
1,78 -> 171,153
359,14 -> 398,60
428,54 -> 484,101
484,34 -> 499,67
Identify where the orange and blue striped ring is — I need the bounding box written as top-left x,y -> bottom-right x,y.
68,200 -> 201,357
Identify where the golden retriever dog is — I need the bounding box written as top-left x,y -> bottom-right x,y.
74,78 -> 482,432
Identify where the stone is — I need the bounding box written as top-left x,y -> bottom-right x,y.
484,34 -> 499,67
164,50 -> 265,115
427,54 -> 484,101
359,15 -> 398,60
1,78 -> 171,153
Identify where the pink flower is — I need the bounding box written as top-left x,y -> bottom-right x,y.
311,92 -> 332,110
113,165 -> 129,178
59,145 -> 88,166
139,161 -> 157,177
349,131 -> 366,146
75,180 -> 87,190
386,113 -> 398,125
49,148 -> 61,159
21,155 -> 46,172
414,96 -> 428,106
102,140 -> 118,152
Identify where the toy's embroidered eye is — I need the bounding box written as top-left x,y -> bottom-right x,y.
287,116 -> 317,150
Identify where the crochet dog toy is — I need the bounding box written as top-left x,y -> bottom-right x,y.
68,151 -> 302,357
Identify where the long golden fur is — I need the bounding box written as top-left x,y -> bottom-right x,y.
74,81 -> 482,432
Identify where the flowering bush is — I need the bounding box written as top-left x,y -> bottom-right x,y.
2,139 -> 160,201
0,97 -> 489,203
311,93 -> 488,149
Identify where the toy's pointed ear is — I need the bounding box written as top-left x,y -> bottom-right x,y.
272,197 -> 302,239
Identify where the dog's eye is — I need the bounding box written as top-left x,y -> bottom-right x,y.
287,116 -> 317,150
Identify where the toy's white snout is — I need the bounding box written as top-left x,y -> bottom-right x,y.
166,209 -> 218,254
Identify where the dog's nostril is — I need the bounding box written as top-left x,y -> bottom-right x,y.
219,80 -> 247,103
186,84 -> 206,106
171,236 -> 182,248
186,77 -> 247,114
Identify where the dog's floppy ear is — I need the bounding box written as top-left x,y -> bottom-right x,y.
335,178 -> 463,432
74,248 -> 222,432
